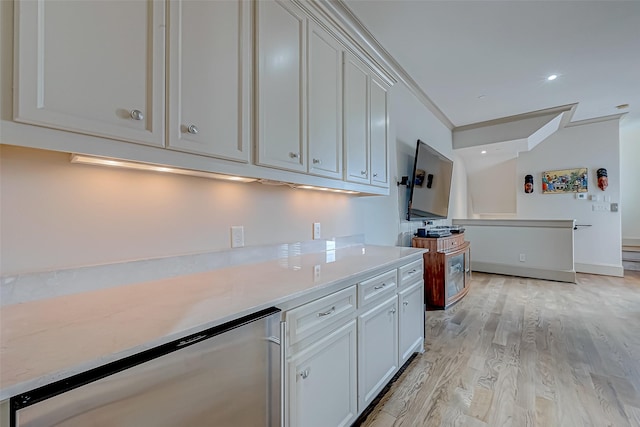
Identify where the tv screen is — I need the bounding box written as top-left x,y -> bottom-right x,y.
407,139 -> 453,220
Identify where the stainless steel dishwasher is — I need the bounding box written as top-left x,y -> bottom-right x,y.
10,307 -> 283,427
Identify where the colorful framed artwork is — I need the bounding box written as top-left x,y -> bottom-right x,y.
542,168 -> 588,194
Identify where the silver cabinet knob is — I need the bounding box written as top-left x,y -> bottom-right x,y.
130,109 -> 144,121
312,158 -> 322,164
373,173 -> 378,177
403,301 -> 409,306
299,368 -> 310,379
389,307 -> 397,314
361,170 -> 367,176
187,124 -> 199,135
289,152 -> 299,159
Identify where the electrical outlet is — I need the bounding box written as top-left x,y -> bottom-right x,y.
519,254 -> 526,262
611,203 -> 618,212
313,222 -> 321,240
313,264 -> 321,281
231,226 -> 244,248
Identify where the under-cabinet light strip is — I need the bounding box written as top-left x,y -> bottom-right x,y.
70,154 -> 257,183
70,154 -> 361,194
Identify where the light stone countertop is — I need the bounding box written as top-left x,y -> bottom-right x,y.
0,244 -> 425,401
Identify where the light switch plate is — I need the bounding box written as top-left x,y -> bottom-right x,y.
313,222 -> 321,240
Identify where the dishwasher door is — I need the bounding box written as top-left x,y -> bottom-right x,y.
11,307 -> 282,427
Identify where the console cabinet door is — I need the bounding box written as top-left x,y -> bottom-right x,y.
14,0 -> 165,147
288,320 -> 357,427
256,0 -> 307,172
308,21 -> 343,179
358,295 -> 399,410
168,0 -> 250,162
399,281 -> 425,364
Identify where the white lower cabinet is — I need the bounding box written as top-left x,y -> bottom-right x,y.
287,320 -> 358,427
399,281 -> 425,364
358,295 -> 399,410
284,258 -> 424,426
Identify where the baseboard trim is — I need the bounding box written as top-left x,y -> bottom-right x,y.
622,238 -> 640,247
575,263 -> 624,277
471,261 -> 576,283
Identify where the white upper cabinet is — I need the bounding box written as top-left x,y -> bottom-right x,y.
344,53 -> 390,188
167,0 -> 251,162
13,0 -> 165,147
307,21 -> 343,179
343,53 -> 370,185
256,0 -> 307,173
370,77 -> 389,188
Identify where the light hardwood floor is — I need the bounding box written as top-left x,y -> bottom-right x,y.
358,271 -> 640,427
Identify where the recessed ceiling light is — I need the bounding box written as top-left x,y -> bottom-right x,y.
481,150 -> 487,154
547,74 -> 558,81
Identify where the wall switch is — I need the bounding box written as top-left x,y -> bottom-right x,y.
313,222 -> 321,240
519,254 -> 526,262
231,226 -> 244,248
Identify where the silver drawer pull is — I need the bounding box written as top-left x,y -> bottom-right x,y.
187,124 -> 199,134
374,283 -> 386,290
312,158 -> 322,164
299,368 -> 310,379
361,170 -> 367,176
318,306 -> 335,317
373,173 -> 378,177
289,152 -> 299,159
389,308 -> 397,314
403,301 -> 409,306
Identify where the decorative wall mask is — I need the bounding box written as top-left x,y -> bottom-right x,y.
597,168 -> 608,191
524,174 -> 534,193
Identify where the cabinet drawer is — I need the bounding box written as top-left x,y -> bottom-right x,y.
358,270 -> 397,307
437,234 -> 465,252
287,286 -> 357,345
398,259 -> 423,289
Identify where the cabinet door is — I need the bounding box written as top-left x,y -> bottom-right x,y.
358,295 -> 398,410
168,0 -> 250,162
370,77 -> 389,188
399,281 -> 425,364
308,22 -> 343,179
343,53 -> 370,184
256,0 -> 307,172
288,320 -> 357,427
13,0 -> 165,147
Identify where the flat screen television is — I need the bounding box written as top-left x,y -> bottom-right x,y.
407,139 -> 454,221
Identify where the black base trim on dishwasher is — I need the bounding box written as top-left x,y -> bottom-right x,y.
9,306 -> 280,424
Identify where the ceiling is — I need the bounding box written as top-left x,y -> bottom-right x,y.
343,0 -> 640,131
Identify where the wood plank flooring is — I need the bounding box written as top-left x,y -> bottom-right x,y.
357,271 -> 640,427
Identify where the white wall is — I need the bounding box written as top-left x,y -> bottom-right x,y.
516,119 -> 623,275
620,124 -> 640,245
389,83 -> 460,246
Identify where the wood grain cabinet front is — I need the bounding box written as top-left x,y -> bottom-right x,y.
413,234 -> 471,310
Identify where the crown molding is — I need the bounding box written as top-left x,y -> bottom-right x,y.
313,0 -> 454,130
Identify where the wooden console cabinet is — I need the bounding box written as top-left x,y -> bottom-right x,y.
412,233 -> 471,310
